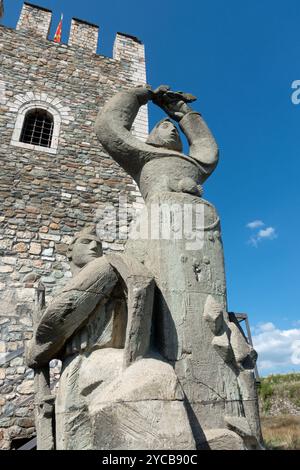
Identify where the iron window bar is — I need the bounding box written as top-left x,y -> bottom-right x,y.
20,109 -> 54,148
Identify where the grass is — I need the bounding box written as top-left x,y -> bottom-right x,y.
258,373 -> 300,414
261,415 -> 300,450
258,373 -> 300,449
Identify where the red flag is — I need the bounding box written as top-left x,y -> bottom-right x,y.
54,14 -> 63,43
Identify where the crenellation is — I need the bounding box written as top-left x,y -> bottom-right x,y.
68,18 -> 99,53
113,32 -> 148,141
16,2 -> 52,39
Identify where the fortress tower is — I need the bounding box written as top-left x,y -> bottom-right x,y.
0,2 -> 147,449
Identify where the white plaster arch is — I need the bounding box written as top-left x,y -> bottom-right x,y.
9,92 -> 72,155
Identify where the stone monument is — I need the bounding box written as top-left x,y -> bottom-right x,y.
26,85 -> 263,450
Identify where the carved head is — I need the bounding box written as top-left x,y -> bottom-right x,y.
67,224 -> 103,272
146,118 -> 183,152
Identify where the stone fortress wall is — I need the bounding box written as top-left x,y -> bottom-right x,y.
0,2 -> 148,449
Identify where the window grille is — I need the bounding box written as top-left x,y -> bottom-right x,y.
20,109 -> 54,148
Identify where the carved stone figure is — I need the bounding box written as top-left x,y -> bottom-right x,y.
27,225 -> 195,449
26,85 -> 263,450
95,85 -> 263,449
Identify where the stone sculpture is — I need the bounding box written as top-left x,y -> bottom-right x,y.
26,85 -> 263,450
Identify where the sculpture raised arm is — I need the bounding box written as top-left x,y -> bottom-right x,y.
152,85 -> 219,170
95,85 -> 219,199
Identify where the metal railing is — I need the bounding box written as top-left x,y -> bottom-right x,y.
232,312 -> 260,382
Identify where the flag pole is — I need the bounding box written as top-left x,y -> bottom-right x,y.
54,13 -> 63,44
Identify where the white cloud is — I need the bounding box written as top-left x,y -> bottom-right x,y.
246,220 -> 278,246
248,226 -> 277,247
252,323 -> 300,375
257,227 -> 277,239
246,220 -> 265,229
259,322 -> 275,332
291,341 -> 300,365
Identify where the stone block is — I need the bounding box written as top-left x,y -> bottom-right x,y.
13,242 -> 27,253
39,233 -> 61,242
29,242 -> 42,255
0,265 -> 14,273
198,429 -> 246,450
2,257 -> 17,266
17,380 -> 34,395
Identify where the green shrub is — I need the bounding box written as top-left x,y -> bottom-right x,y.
259,373 -> 300,414
259,380 -> 274,401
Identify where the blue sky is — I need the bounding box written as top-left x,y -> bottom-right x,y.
2,0 -> 300,376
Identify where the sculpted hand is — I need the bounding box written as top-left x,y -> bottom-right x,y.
152,85 -> 196,122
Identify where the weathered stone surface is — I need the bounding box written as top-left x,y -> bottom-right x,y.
2,257 -> 17,266
39,233 -> 61,242
198,429 -> 246,450
212,332 -> 234,363
55,349 -> 195,450
225,415 -> 252,438
88,355 -> 184,404
17,380 -> 34,395
15,417 -> 35,428
10,357 -> 23,367
0,417 -> 11,428
229,318 -> 257,368
19,266 -> 33,274
42,248 -> 53,257
0,265 -> 14,273
23,273 -> 39,283
92,400 -> 195,450
13,243 -> 27,253
29,242 -> 42,255
203,295 -> 224,335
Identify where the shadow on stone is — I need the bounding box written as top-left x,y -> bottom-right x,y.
183,396 -> 210,450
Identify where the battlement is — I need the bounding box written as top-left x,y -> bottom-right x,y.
16,2 -> 52,38
68,18 -> 99,53
14,2 -> 144,58
2,2 -> 148,141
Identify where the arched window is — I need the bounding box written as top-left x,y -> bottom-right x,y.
9,93 -> 71,155
20,109 -> 54,148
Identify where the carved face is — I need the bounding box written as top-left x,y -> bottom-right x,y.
71,236 -> 103,268
146,119 -> 183,152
